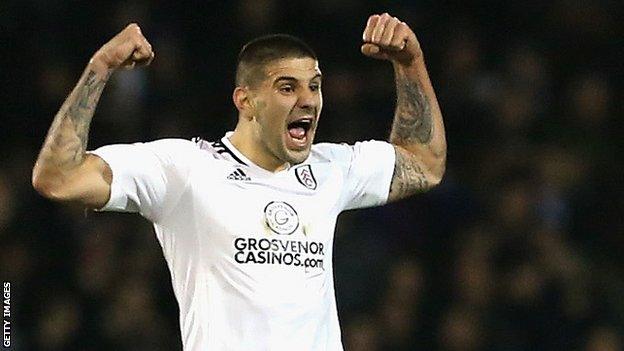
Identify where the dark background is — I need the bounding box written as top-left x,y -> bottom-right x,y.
1,0 -> 623,350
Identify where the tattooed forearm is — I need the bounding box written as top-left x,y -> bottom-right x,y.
390,69 -> 433,145
36,68 -> 109,172
386,61 -> 447,202
65,71 -> 107,162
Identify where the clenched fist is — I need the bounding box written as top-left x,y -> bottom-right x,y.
361,13 -> 422,66
90,23 -> 154,73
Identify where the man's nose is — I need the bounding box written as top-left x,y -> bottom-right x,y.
297,88 -> 317,109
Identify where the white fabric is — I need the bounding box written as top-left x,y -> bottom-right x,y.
90,133 -> 396,351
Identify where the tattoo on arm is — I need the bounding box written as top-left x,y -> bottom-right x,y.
66,71 -> 107,162
386,65 -> 445,201
44,69 -> 108,169
389,147 -> 430,201
390,71 -> 433,145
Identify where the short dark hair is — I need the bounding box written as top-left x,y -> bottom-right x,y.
235,34 -> 317,88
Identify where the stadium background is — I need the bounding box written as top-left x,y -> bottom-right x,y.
1,1 -> 623,350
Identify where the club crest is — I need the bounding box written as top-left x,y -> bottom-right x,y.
295,165 -> 317,190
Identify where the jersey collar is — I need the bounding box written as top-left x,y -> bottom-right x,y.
222,132 -> 291,176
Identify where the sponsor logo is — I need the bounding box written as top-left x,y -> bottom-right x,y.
264,201 -> 299,235
295,165 -> 317,190
233,237 -> 325,271
227,168 -> 251,181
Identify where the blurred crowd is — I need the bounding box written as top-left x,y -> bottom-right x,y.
1,1 -> 622,350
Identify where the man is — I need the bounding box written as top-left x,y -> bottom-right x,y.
32,13 -> 446,351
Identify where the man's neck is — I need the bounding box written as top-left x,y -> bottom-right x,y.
228,128 -> 288,173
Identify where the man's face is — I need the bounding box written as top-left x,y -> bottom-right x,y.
249,57 -> 322,166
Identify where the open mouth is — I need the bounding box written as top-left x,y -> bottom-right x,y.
287,117 -> 313,140
285,116 -> 314,150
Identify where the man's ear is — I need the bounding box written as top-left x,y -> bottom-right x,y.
233,87 -> 254,121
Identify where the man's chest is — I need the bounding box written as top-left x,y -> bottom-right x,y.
189,162 -> 341,228
182,162 -> 343,278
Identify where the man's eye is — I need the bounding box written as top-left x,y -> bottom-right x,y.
310,84 -> 320,92
280,85 -> 294,93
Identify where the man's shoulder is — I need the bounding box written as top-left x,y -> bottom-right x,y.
309,140 -> 393,164
133,138 -> 200,158
309,142 -> 352,164
145,137 -> 199,149
132,137 -> 225,163
190,137 -> 247,165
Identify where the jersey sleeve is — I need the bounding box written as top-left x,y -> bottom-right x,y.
317,140 -> 396,210
88,138 -> 198,223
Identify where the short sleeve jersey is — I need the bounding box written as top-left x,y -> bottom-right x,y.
90,132 -> 396,351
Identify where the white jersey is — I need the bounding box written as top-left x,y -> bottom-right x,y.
90,132 -> 395,351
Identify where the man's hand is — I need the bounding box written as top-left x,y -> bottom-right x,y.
90,23 -> 154,75
361,13 -> 422,66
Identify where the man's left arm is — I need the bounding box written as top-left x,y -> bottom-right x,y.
362,13 -> 447,202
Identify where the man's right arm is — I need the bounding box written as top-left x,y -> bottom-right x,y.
32,23 -> 154,208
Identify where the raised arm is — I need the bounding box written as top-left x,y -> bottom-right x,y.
32,24 -> 154,208
361,13 -> 447,202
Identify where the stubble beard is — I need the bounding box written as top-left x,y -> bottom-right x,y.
276,137 -> 311,166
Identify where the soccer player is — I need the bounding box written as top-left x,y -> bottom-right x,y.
32,13 -> 446,350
